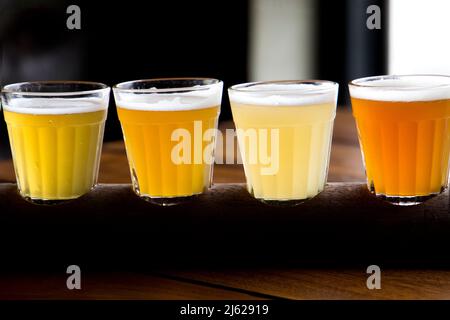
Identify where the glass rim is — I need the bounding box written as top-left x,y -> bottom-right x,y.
113,77 -> 223,93
228,80 -> 338,94
348,74 -> 450,90
1,81 -> 110,97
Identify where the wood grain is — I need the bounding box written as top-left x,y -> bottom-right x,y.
0,272 -> 263,300
156,269 -> 450,300
2,268 -> 450,300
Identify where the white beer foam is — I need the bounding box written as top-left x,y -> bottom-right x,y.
228,83 -> 338,106
2,98 -> 108,114
114,84 -> 223,111
349,76 -> 450,101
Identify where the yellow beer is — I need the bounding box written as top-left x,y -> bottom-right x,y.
229,81 -> 338,205
114,78 -> 222,205
1,81 -> 110,203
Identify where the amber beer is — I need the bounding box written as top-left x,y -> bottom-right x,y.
113,78 -> 222,206
1,81 -> 110,204
349,75 -> 450,205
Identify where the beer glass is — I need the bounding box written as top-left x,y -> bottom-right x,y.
228,80 -> 338,206
1,81 -> 110,204
113,78 -> 222,206
349,75 -> 450,206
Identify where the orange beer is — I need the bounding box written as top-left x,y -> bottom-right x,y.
349,75 -> 450,205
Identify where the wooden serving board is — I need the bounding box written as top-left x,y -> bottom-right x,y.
0,183 -> 448,271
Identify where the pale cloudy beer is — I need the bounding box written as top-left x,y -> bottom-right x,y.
229,80 -> 338,205
113,78 -> 222,206
349,75 -> 450,205
1,82 -> 110,204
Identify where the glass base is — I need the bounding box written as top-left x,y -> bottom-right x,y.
136,193 -> 200,206
22,196 -> 77,206
131,168 -> 205,206
250,188 -> 319,207
18,185 -> 96,205
258,198 -> 308,207
371,186 -> 446,206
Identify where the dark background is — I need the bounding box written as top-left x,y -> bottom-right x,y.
0,0 -> 387,157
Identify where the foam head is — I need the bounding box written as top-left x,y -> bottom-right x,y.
2,97 -> 109,114
113,80 -> 223,111
1,82 -> 110,114
228,81 -> 338,106
349,75 -> 450,102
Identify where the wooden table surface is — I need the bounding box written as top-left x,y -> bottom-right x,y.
1,109 -> 449,300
